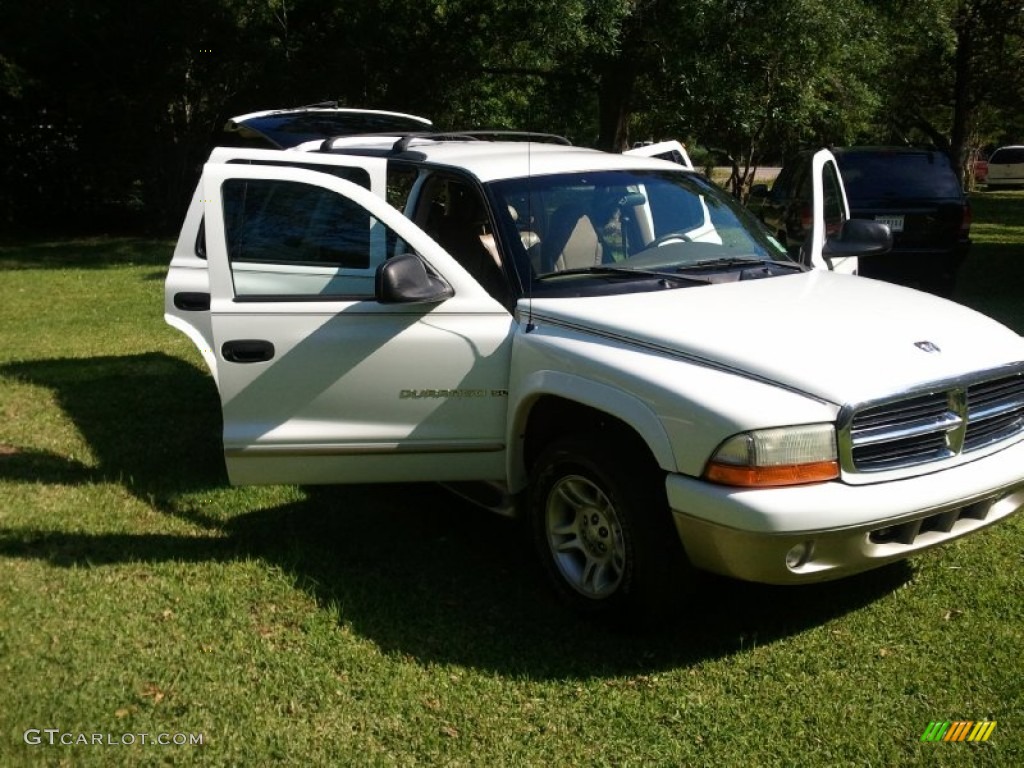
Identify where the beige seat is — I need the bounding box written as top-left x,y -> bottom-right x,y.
543,205 -> 603,272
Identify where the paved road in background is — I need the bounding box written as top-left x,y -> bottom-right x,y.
711,166 -> 781,183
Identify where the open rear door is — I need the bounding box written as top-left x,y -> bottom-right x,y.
625,140 -> 695,170
223,107 -> 433,148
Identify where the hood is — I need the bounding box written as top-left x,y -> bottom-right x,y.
527,271 -> 1024,405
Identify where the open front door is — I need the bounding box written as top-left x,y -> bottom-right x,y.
201,161 -> 514,486
805,149 -> 856,274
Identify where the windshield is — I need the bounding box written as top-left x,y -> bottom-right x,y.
488,170 -> 791,294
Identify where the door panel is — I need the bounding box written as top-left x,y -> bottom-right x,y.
807,150 -> 855,274
625,140 -> 695,170
202,162 -> 514,485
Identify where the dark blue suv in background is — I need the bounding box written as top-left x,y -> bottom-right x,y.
749,147 -> 971,296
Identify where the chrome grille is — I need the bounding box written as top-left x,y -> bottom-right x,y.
841,369 -> 1024,474
965,375 -> 1024,451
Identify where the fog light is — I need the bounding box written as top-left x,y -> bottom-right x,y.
785,541 -> 814,570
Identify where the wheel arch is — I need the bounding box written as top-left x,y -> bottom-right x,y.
508,372 -> 675,491
164,312 -> 220,386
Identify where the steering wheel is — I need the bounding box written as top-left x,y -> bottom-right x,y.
649,231 -> 694,247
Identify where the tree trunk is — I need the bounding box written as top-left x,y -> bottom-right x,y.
595,57 -> 638,152
949,2 -> 976,183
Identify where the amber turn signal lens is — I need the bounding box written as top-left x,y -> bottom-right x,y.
705,459 -> 839,488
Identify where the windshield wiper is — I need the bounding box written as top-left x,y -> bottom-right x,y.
676,257 -> 805,272
537,265 -> 713,284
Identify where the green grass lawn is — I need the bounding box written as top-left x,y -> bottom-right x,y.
1,194 -> 1023,766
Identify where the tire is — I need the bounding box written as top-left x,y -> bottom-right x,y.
528,437 -> 691,623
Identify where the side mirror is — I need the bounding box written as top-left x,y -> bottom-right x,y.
822,219 -> 893,259
749,183 -> 769,199
375,253 -> 454,304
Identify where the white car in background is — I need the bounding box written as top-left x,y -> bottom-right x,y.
985,145 -> 1024,189
165,115 -> 1024,622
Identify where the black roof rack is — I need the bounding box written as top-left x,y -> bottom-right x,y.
453,131 -> 572,145
318,130 -> 572,154
316,132 -> 476,153
389,132 -> 485,153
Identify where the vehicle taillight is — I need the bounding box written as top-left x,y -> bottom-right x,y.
961,201 -> 972,236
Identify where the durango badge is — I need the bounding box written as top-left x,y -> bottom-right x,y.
915,341 -> 942,353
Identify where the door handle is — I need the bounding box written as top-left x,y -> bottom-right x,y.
222,339 -> 275,363
173,292 -> 211,311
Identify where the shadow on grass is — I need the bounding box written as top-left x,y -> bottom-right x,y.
956,190 -> 1024,333
1,354 -> 225,502
0,353 -> 911,678
0,237 -> 173,270
955,240 -> 1024,334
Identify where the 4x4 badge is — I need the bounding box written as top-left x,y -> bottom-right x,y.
915,341 -> 941,353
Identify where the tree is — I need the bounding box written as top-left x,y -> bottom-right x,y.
1,0 -> 1016,232
640,0 -> 885,196
877,0 -> 1024,181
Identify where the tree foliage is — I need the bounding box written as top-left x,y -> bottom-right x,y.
654,0 -> 887,194
877,0 -> 1024,181
0,0 -> 1020,231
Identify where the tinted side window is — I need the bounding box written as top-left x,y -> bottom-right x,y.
653,149 -> 686,165
822,162 -> 847,237
793,156 -> 814,200
202,162 -> 372,265
222,179 -> 400,299
230,113 -> 429,149
195,219 -> 206,259
771,164 -> 793,197
990,147 -> 1024,164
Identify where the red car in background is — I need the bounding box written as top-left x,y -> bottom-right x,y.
974,156 -> 989,183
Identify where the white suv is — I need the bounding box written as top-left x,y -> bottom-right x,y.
165,122 -> 1024,621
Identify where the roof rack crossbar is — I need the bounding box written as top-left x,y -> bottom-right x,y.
389,132 -> 487,153
317,130 -> 573,154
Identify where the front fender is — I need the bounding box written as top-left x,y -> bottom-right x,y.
507,319 -> 841,492
507,369 -> 676,491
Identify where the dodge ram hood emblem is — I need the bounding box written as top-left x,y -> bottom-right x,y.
915,340 -> 942,353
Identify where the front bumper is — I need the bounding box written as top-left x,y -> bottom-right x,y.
665,437 -> 1024,584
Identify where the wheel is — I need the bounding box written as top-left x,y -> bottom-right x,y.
528,437 -> 690,622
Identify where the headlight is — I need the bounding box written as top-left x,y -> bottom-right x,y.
704,424 -> 839,487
